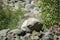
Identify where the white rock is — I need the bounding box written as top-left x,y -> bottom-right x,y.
21,17 -> 42,32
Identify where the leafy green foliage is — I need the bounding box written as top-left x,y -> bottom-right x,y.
7,7 -> 26,30
0,2 -> 26,30
39,0 -> 60,29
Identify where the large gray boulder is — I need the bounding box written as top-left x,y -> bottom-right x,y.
0,29 -> 10,40
20,18 -> 43,34
7,28 -> 31,40
7,29 -> 22,40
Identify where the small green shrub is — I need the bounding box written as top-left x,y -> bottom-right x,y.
39,0 -> 60,29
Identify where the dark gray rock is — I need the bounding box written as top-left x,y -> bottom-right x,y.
20,18 -> 43,35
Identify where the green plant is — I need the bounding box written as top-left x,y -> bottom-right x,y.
39,0 -> 60,29
0,2 -> 26,30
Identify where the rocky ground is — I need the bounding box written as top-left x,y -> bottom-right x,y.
2,0 -> 40,17
1,0 -> 60,40
0,23 -> 60,40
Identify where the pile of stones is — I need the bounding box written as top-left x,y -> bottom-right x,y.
2,0 -> 40,16
0,17 -> 60,40
41,23 -> 60,40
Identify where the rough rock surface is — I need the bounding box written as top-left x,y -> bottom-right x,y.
2,0 -> 40,17
0,20 -> 60,40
